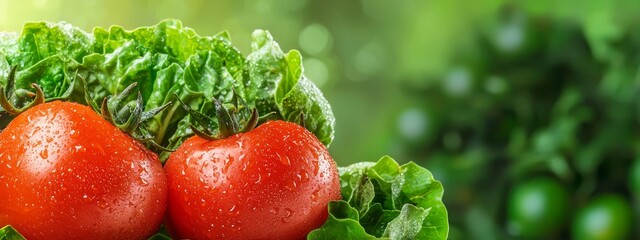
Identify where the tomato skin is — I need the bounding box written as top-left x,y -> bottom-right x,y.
571,194 -> 632,240
0,101 -> 167,240
165,120 -> 341,240
506,177 -> 569,238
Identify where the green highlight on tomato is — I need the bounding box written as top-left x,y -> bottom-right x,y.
571,194 -> 632,240
506,177 -> 569,238
0,101 -> 168,240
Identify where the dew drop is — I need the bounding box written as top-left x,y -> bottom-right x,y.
311,188 -> 321,203
39,149 -> 49,159
223,155 -> 234,173
255,174 -> 262,184
285,181 -> 297,191
281,208 -> 294,223
229,205 -> 237,214
139,175 -> 149,186
300,171 -> 309,183
97,199 -> 109,209
269,208 -> 278,215
311,160 -> 320,175
277,153 -> 291,166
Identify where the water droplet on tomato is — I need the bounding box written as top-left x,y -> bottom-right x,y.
311,160 -> 320,175
281,208 -> 294,223
136,161 -> 151,186
82,194 -> 92,203
285,181 -> 298,191
277,153 -> 291,166
222,155 -> 234,173
39,149 -> 48,159
300,171 -> 309,183
310,150 -> 319,160
269,208 -> 278,215
139,175 -> 149,186
240,154 -> 249,172
97,199 -> 109,209
311,188 -> 321,203
255,174 -> 262,184
230,221 -> 242,232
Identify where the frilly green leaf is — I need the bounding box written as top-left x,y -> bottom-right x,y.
309,156 -> 449,240
0,20 -> 335,154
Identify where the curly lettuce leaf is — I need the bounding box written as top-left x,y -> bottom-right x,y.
308,156 -> 449,240
3,22 -> 92,68
0,20 -> 335,153
246,30 -> 335,145
0,226 -> 25,240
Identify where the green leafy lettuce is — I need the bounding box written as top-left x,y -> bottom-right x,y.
0,226 -> 24,240
0,20 -> 335,157
0,21 -> 447,239
308,156 -> 449,240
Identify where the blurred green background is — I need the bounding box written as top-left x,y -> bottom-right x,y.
4,0 -> 640,239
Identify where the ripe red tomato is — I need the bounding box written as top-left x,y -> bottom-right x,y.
165,120 -> 341,240
0,101 -> 167,240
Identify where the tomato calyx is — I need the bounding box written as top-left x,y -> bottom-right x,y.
83,79 -> 172,151
0,66 -> 46,115
178,90 -> 259,140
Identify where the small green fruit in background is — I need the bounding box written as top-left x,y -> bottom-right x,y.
630,159 -> 640,196
506,177 -> 569,238
571,194 -> 632,240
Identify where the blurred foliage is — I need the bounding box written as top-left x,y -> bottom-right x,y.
4,0 -> 640,239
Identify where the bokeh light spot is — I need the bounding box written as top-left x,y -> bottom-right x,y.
443,67 -> 472,97
354,41 -> 384,76
495,16 -> 524,53
303,58 -> 328,87
299,24 -> 331,55
398,108 -> 428,141
485,76 -> 507,94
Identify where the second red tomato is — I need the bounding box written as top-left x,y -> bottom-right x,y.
164,120 -> 341,240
